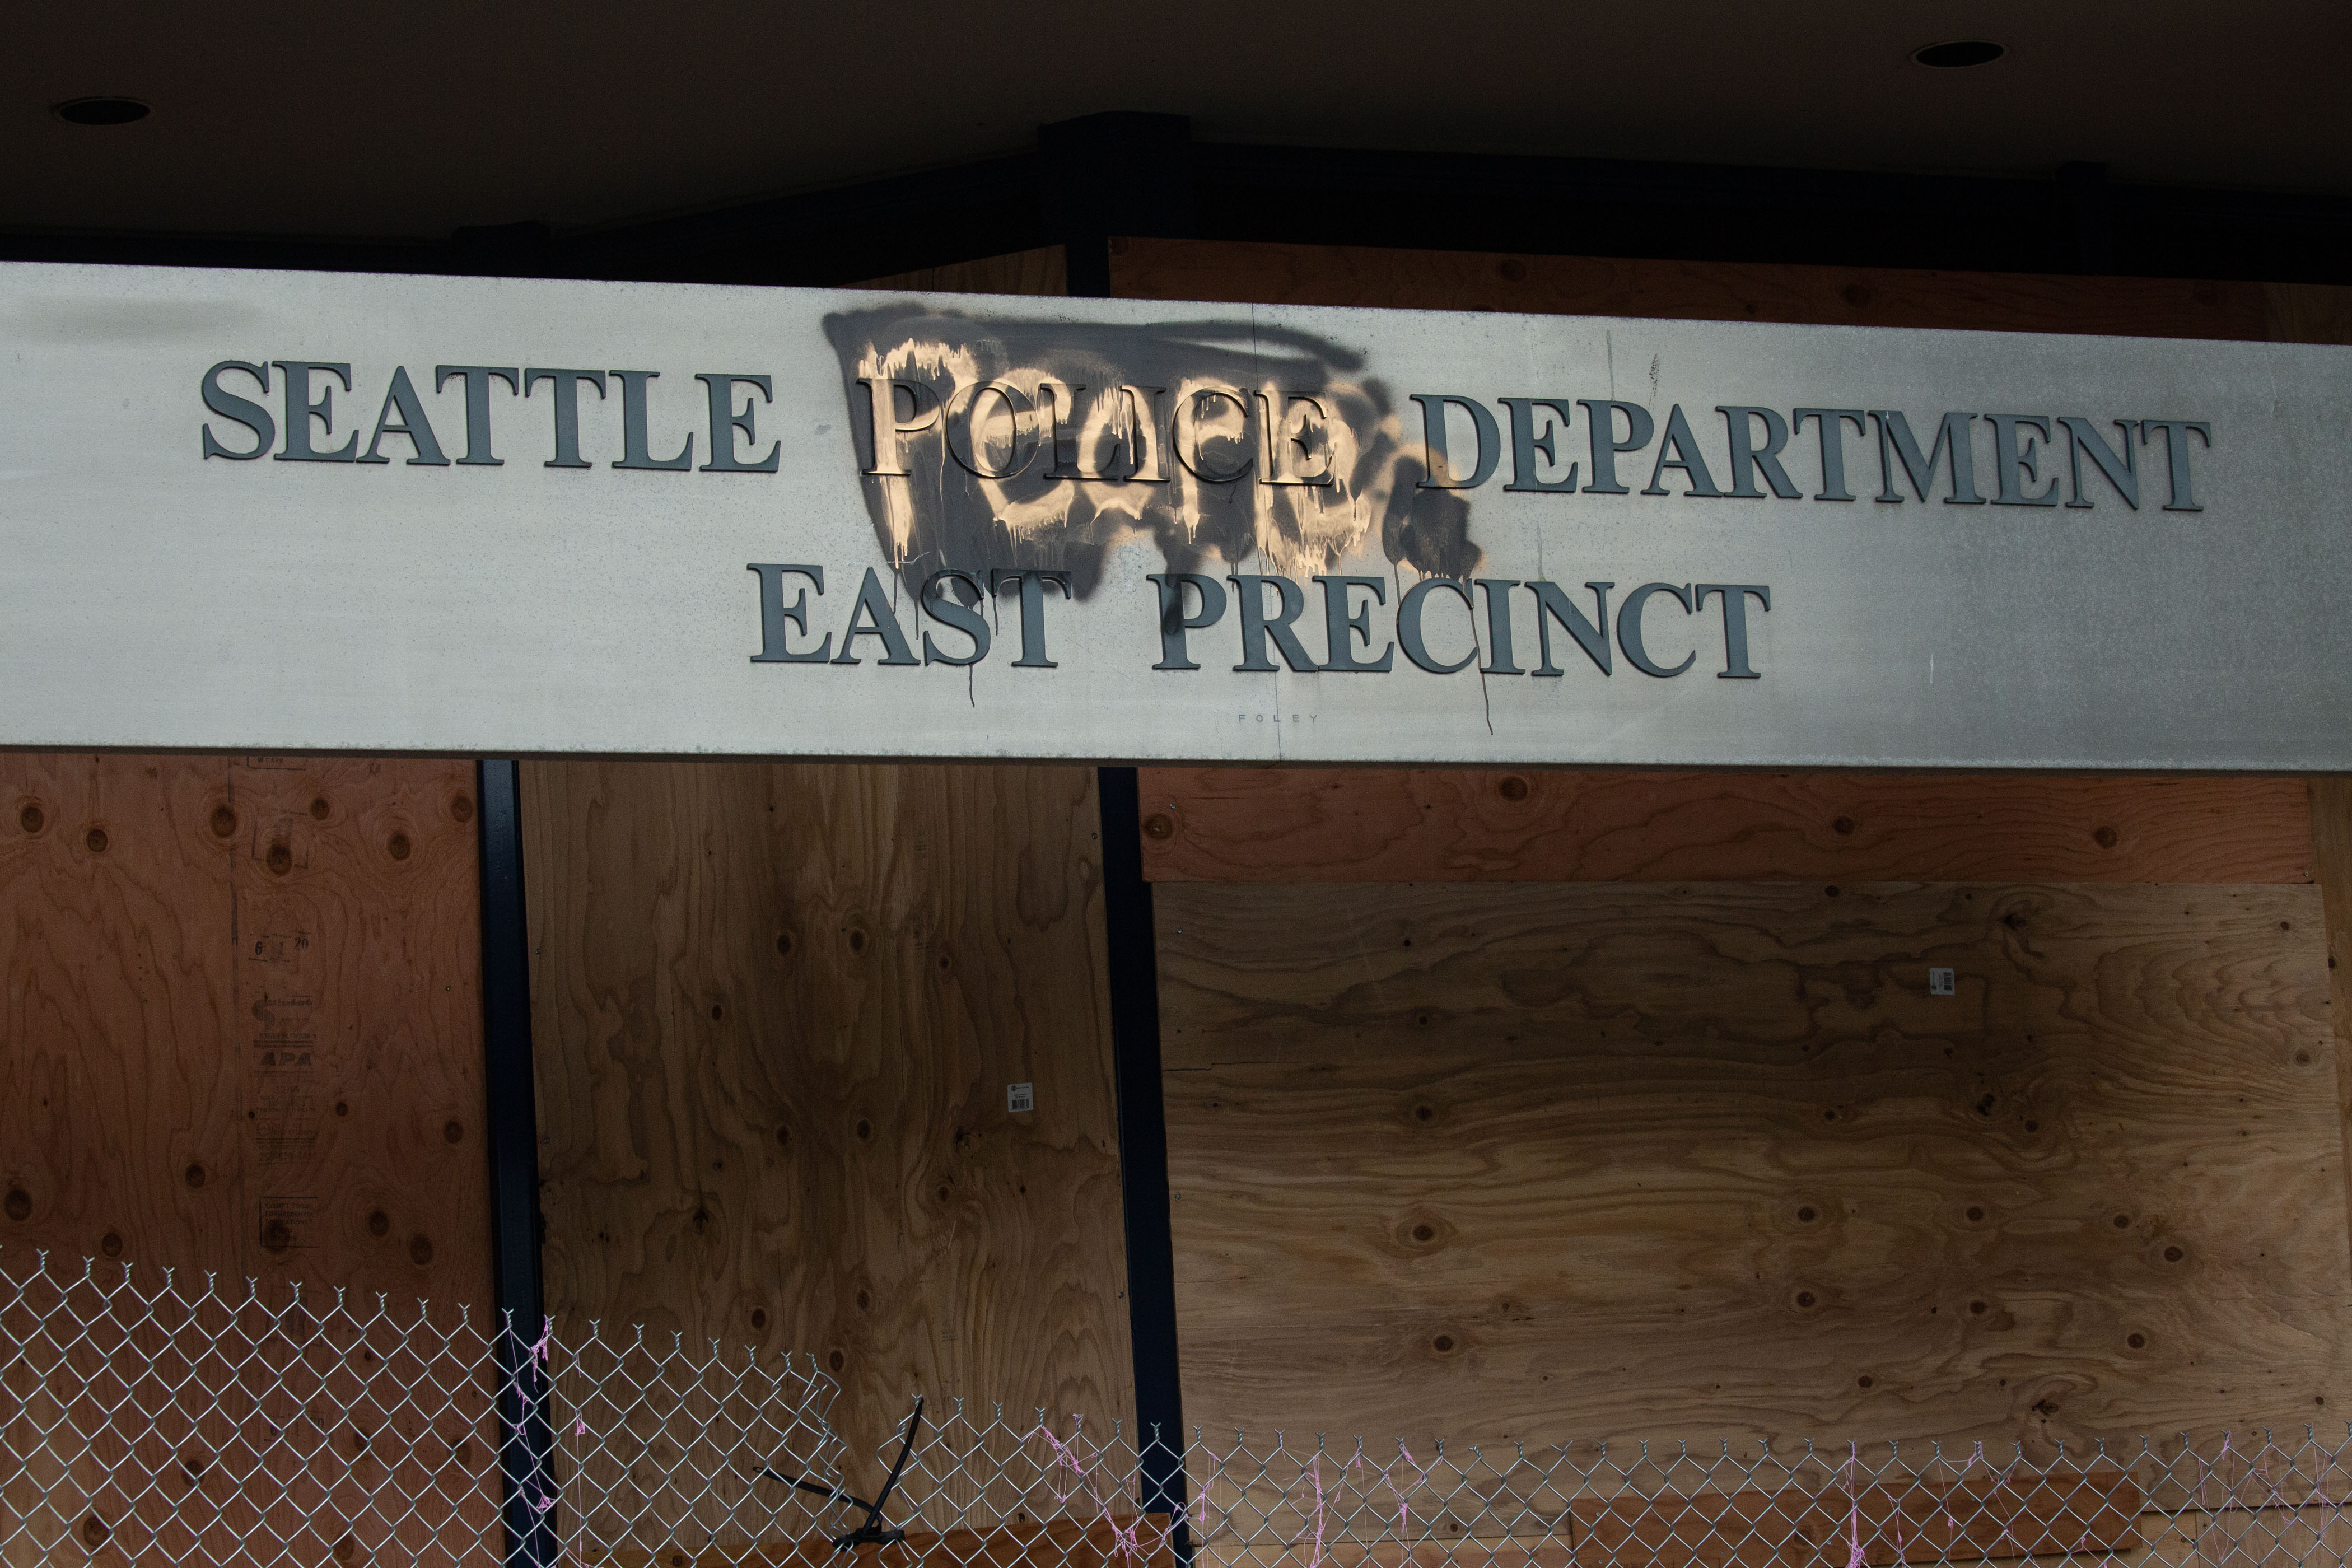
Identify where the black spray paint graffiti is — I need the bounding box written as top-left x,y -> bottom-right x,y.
822,305 -> 1482,601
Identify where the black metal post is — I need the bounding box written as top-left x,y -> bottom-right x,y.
1096,766 -> 1189,1552
1040,112 -> 1196,298
475,759 -> 558,1568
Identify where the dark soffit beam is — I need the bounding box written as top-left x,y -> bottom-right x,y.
1,141 -> 2347,287
1188,142 -> 2352,285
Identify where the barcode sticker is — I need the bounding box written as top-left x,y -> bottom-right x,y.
1929,968 -> 1956,996
1007,1082 -> 1035,1113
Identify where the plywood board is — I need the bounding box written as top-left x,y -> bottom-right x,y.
1135,771 -> 2316,885
0,753 -> 495,1567
0,753 -> 489,1303
521,761 -> 1135,1490
1155,879 -> 2346,1450
1110,238 -> 2271,340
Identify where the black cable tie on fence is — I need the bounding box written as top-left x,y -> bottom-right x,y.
760,1396 -> 926,1553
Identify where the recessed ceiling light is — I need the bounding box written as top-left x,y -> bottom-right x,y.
1911,40 -> 2005,68
53,97 -> 150,127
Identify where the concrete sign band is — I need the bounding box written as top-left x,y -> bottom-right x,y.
3,262 -> 2347,770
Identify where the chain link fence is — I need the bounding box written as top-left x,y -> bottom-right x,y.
8,1248 -> 2351,1568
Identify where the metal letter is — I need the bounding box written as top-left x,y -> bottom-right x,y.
1147,573 -> 1228,671
1578,400 -> 1655,495
1173,386 -> 1254,483
990,568 -> 1072,668
270,361 -> 359,463
1986,414 -> 2061,506
1474,578 -> 1524,674
1397,578 -> 1477,674
697,374 -> 781,473
2140,419 -> 2211,512
944,381 -> 1040,479
746,564 -> 830,663
1718,407 -> 1800,499
1871,411 -> 1985,504
857,377 -> 940,477
1410,394 -> 1501,489
523,369 -> 605,469
2060,417 -> 2140,510
435,366 -> 520,466
1528,581 -> 1614,676
1228,575 -> 1318,673
1641,405 -> 1726,497
919,570 -> 991,665
358,366 -> 452,466
200,360 -> 274,460
609,370 -> 693,471
1256,393 -> 1335,486
1617,582 -> 1697,678
1314,576 -> 1394,672
1694,584 -> 1771,679
1791,408 -> 1868,502
1499,398 -> 1579,493
832,567 -> 920,666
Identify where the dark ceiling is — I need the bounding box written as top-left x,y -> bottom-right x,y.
4,1 -> 2346,280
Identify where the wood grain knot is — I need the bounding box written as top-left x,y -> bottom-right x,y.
3,1188 -> 29,1221
2127,1332 -> 2148,1349
1965,1205 -> 1985,1222
209,805 -> 237,838
750,1308 -> 767,1331
1143,813 -> 1175,840
776,930 -> 795,957
17,801 -> 43,834
855,1119 -> 872,1141
334,1536 -> 357,1564
386,831 -> 411,861
1823,884 -> 1840,898
334,1100 -> 349,1117
367,1210 -> 390,1237
450,793 -> 474,824
1430,1333 -> 1457,1353
1795,1291 -> 1818,1309
710,1003 -> 724,1021
1832,816 -> 1856,835
827,1350 -> 845,1373
1496,775 -> 1529,802
2163,1245 -> 2185,1263
262,1219 -> 292,1250
846,927 -> 867,954
1796,1205 -> 1818,1222
408,1234 -> 433,1266
2112,1212 -> 2131,1228
81,1515 -> 109,1549
1967,1299 -> 1987,1314
774,1126 -> 791,1146
266,841 -> 292,875
100,1230 -> 122,1257
2093,825 -> 2119,848
442,1119 -> 464,1144
1857,1375 -> 1874,1388
856,1289 -> 871,1309
85,825 -> 108,853
183,1162 -> 206,1189
309,796 -> 330,820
